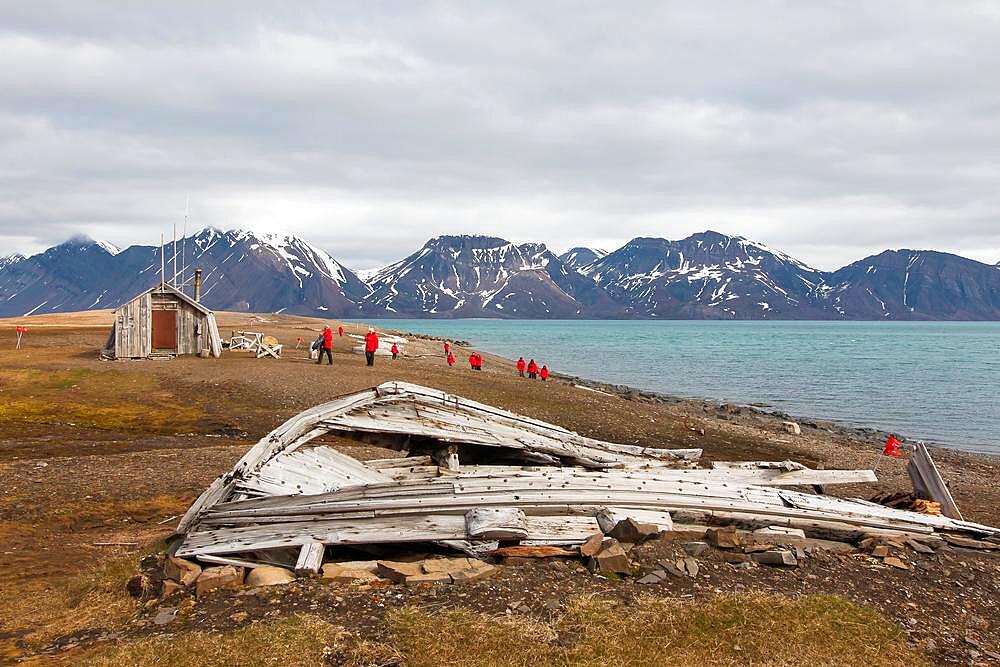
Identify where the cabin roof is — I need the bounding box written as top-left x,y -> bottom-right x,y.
117,283 -> 214,316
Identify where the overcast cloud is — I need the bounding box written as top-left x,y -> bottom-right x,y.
1,1 -> 999,271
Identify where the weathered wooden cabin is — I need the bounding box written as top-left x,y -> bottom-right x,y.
104,284 -> 222,359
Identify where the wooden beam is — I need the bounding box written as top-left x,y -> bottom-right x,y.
293,541 -> 325,575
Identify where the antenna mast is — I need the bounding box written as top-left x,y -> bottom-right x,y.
160,233 -> 166,289
172,221 -> 178,287
181,195 -> 189,294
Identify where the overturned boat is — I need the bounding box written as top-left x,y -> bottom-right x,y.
174,382 -> 999,570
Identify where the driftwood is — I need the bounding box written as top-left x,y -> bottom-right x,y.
174,382 -> 999,567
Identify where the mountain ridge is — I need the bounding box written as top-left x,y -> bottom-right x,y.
3,228 -> 1000,320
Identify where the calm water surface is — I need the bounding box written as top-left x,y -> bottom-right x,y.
355,319 -> 1000,454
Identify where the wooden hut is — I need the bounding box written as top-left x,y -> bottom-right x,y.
104,284 -> 222,359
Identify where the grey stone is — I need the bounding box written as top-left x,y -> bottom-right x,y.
153,607 -> 177,626
682,541 -> 709,557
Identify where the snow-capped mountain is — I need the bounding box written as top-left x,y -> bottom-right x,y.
362,235 -> 621,318
0,236 -> 122,315
583,231 -> 830,318
0,253 -> 25,271
559,247 -> 607,273
3,229 -> 1000,319
0,228 -> 368,317
820,250 -> 1000,320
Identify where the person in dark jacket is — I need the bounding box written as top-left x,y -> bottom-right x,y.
516,357 -> 526,377
364,327 -> 379,366
316,326 -> 333,365
527,359 -> 538,379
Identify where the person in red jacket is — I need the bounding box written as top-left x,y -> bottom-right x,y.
444,342 -> 450,355
338,325 -> 344,337
391,343 -> 399,360
540,365 -> 549,381
364,327 -> 379,366
516,357 -> 526,377
468,353 -> 476,369
526,358 -> 538,379
475,353 -> 483,370
316,326 -> 333,365
447,351 -> 455,367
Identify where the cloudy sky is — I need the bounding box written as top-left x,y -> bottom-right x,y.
1,2 -> 999,271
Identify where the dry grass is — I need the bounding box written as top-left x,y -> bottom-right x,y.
80,615 -> 356,667
0,548 -> 149,651
44,494 -> 192,530
0,368 -> 202,433
78,593 -> 927,667
375,593 -> 926,667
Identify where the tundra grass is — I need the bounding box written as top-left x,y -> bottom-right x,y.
81,593 -> 927,667
0,368 -> 201,433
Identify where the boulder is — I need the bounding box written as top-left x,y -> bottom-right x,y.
607,518 -> 660,544
164,557 -> 202,587
245,566 -> 295,587
449,562 -> 498,583
321,560 -> 379,579
782,421 -> 802,435
750,550 -> 798,567
682,557 -> 699,577
492,545 -> 574,558
405,571 -> 452,585
377,560 -> 423,583
706,527 -> 743,549
592,540 -> 630,573
682,541 -> 709,557
331,569 -> 381,584
871,545 -> 890,558
883,556 -> 910,570
580,533 -> 606,558
422,557 -> 481,575
161,580 -> 184,598
905,539 -> 936,555
195,566 -> 244,597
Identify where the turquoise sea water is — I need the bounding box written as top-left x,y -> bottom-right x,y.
356,319 -> 1000,454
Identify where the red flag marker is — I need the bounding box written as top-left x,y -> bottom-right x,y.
15,325 -> 28,349
883,435 -> 902,457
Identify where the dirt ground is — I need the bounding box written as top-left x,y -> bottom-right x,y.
0,311 -> 998,665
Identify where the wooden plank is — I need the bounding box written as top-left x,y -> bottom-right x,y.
294,541 -> 325,575
908,442 -> 963,520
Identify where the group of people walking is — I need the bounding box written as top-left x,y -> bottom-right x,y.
316,326 -> 547,381
516,356 -> 549,380
314,325 -> 385,367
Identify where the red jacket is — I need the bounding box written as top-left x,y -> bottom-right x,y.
527,361 -> 538,373
444,342 -> 450,353
447,352 -> 455,365
516,359 -> 526,372
540,366 -> 549,379
468,354 -> 476,366
364,331 -> 379,352
322,328 -> 333,349
391,344 -> 399,355
337,326 -> 344,336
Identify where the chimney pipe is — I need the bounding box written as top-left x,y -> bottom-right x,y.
194,268 -> 203,302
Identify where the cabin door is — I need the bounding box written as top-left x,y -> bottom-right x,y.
151,310 -> 177,350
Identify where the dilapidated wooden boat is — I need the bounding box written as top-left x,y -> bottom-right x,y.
173,382 -> 999,570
